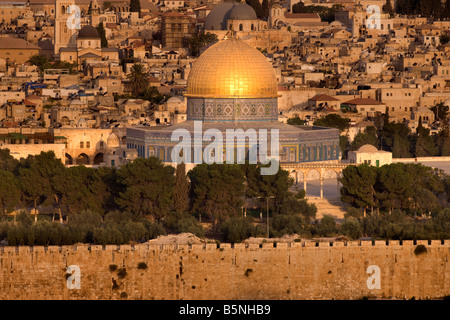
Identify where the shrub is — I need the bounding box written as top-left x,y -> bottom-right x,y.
340,218 -> 362,240
314,215 -> 338,237
270,214 -> 305,238
221,217 -> 254,243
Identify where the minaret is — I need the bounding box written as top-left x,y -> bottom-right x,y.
54,0 -> 77,57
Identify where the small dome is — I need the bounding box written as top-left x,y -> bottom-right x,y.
204,2 -> 236,30
357,144 -> 378,153
229,2 -> 257,20
78,25 -> 100,39
107,133 -> 120,148
167,96 -> 182,103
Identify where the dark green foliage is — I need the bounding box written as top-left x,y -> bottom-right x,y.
383,0 -> 394,15
129,0 -> 140,12
245,0 -> 263,19
188,163 -> 245,232
0,149 -> 19,172
221,217 -> 255,243
341,163 -> 446,216
140,86 -> 164,103
126,63 -> 151,97
313,114 -> 351,132
164,211 -> 204,237
286,116 -> 305,126
270,214 -> 307,238
0,170 -> 20,217
189,31 -> 218,57
339,135 -> 349,160
292,1 -> 342,22
314,214 -> 338,237
349,126 -> 379,151
116,157 -> 175,221
173,163 -> 190,214
396,0 -> 446,18
96,22 -> 108,48
340,218 -> 362,240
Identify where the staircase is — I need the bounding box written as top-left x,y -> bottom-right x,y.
306,197 -> 348,221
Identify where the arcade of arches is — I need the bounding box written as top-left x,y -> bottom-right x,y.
282,162 -> 348,199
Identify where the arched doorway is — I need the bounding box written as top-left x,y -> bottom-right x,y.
305,169 -> 321,198
65,153 -> 73,165
323,169 -> 340,198
77,153 -> 90,165
93,153 -> 104,165
61,116 -> 70,126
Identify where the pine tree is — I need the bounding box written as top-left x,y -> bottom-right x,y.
262,0 -> 269,20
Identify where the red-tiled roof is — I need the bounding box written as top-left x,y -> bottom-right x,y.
285,13 -> 320,19
343,98 -> 384,105
309,94 -> 339,101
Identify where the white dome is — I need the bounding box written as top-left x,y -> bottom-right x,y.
357,144 -> 378,153
167,96 -> 182,103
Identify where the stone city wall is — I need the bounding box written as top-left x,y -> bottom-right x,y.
0,240 -> 448,300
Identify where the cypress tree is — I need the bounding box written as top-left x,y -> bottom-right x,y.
173,163 -> 190,214
130,0 -> 141,13
96,22 -> 108,48
383,0 -> 394,16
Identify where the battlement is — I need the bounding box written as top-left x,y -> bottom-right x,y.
1,239 -> 448,300
0,239 -> 448,254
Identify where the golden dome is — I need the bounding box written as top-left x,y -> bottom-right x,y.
186,39 -> 278,99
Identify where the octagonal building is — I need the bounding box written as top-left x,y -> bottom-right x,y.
126,38 -> 340,169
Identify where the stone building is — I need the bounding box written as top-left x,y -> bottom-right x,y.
161,11 -> 196,50
347,144 -> 392,167
0,37 -> 40,64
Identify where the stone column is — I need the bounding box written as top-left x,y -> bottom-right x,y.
303,173 -> 307,197
336,173 -> 340,197
320,177 -> 324,199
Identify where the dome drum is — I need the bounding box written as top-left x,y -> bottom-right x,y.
187,97 -> 278,122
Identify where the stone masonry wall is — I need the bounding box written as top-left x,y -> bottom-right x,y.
0,240 -> 449,300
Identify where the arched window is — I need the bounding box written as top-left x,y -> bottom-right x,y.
251,24 -> 254,31
239,24 -> 243,31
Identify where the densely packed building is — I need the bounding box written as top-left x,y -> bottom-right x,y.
1,0 -> 450,167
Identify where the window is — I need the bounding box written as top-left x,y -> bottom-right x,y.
80,141 -> 84,148
86,141 -> 90,148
